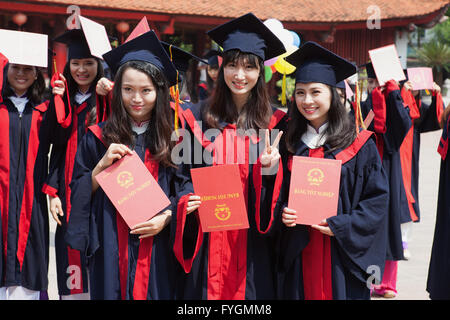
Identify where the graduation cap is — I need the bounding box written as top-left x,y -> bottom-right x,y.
161,42 -> 204,73
203,49 -> 222,66
206,12 -> 285,61
399,68 -> 410,86
362,62 -> 377,79
53,29 -> 93,61
285,41 -> 357,87
102,30 -> 178,87
336,81 -> 345,89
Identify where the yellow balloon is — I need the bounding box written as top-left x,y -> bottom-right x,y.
274,45 -> 298,74
274,57 -> 296,75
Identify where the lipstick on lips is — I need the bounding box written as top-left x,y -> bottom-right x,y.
302,106 -> 318,114
232,81 -> 247,90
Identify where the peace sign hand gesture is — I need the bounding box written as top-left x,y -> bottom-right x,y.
260,129 -> 283,169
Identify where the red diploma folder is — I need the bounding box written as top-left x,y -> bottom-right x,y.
288,156 -> 342,225
190,164 -> 249,232
95,151 -> 171,229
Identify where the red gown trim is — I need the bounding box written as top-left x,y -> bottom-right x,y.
0,105 -> 10,262
64,102 -> 88,294
17,101 -> 49,270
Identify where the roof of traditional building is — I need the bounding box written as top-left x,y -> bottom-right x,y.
24,0 -> 450,23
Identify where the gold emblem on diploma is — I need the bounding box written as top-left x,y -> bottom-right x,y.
214,204 -> 231,221
307,168 -> 324,186
117,171 -> 134,189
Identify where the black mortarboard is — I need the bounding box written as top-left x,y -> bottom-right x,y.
399,68 -> 409,85
206,12 -> 285,61
286,41 -> 357,86
53,29 -> 93,61
102,31 -> 178,87
203,49 -> 222,66
336,81 -> 345,89
363,62 -> 377,79
161,42 -> 204,73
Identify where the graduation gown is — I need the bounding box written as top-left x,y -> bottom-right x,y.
0,97 -> 53,291
172,101 -> 287,300
197,83 -> 210,101
275,130 -> 389,300
42,91 -> 99,296
426,113 -> 450,299
399,90 -> 444,223
64,123 -> 183,300
360,80 -> 411,260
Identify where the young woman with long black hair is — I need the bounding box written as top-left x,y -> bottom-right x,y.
41,29 -> 105,300
276,42 -> 390,300
64,31 -> 185,300
0,39 -> 53,300
172,13 -> 288,300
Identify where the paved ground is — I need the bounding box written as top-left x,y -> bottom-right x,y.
45,96 -> 449,300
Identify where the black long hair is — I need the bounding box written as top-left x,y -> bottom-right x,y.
285,84 -> 356,154
203,49 -> 272,131
206,61 -> 219,93
102,60 -> 176,168
3,64 -> 45,104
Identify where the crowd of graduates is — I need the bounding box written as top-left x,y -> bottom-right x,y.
0,12 -> 449,301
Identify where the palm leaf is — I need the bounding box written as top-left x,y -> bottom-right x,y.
415,42 -> 450,72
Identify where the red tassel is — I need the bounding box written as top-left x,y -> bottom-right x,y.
51,73 -> 72,128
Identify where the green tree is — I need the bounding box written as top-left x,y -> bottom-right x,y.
432,7 -> 450,46
432,19 -> 450,45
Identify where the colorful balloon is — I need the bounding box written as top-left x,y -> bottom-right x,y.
263,18 -> 284,33
264,56 -> 278,66
290,31 -> 301,47
264,66 -> 273,82
274,57 -> 296,75
278,29 -> 294,50
273,46 -> 298,75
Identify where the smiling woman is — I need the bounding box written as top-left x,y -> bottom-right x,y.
276,41 -> 390,301
223,55 -> 260,111
172,13 -> 289,300
0,36 -> 54,300
7,64 -> 38,96
64,31 -> 186,300
4,63 -> 45,104
69,58 -> 99,94
120,67 -> 157,124
294,82 -> 332,130
41,28 -> 105,300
